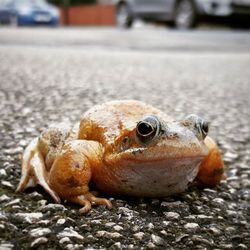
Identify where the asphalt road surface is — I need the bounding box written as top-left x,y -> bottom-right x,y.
0,27 -> 250,249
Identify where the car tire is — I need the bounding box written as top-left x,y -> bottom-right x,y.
116,3 -> 133,29
174,0 -> 197,29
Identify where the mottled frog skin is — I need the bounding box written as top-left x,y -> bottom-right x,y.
17,100 -> 224,213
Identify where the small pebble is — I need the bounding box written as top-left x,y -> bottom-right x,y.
91,219 -> 102,225
30,237 -> 48,247
133,232 -> 144,240
219,243 -> 234,249
29,228 -> 51,238
110,242 -> 122,249
59,237 -> 71,245
213,198 -> 225,206
151,234 -> 164,246
161,201 -> 182,207
175,234 -> 189,243
4,147 -> 23,155
196,215 -> 213,220
224,151 -> 238,162
113,225 -> 123,231
40,203 -> 66,212
57,218 -> 66,225
158,227 -> 167,235
16,212 -> 43,224
147,222 -> 154,230
118,207 -> 135,219
57,228 -> 83,240
96,230 -> 122,238
5,199 -> 20,206
192,235 -> 213,246
147,242 -> 156,249
0,212 -> 7,220
209,227 -> 221,235
238,244 -> 248,249
38,220 -> 50,226
184,223 -> 200,232
164,212 -> 180,220
226,210 -> 237,216
105,222 -> 116,227
28,192 -> 43,199
162,221 -> 171,227
1,181 -> 14,188
0,194 -> 10,202
0,242 -> 14,250
0,169 -> 7,177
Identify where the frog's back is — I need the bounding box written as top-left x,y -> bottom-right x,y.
78,100 -> 172,145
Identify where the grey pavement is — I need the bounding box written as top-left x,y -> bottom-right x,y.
0,27 -> 250,249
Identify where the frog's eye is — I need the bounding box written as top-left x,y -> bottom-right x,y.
201,120 -> 209,138
185,114 -> 209,140
136,116 -> 161,144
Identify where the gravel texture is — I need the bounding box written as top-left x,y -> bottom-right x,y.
0,28 -> 250,249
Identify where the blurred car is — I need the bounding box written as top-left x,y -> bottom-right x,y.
115,0 -> 250,29
0,0 -> 60,26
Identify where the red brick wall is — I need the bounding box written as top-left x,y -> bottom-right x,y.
60,5 -> 116,26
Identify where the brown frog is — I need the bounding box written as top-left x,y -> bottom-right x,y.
16,100 -> 224,213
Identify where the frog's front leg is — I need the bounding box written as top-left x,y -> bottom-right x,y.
48,140 -> 112,214
196,136 -> 225,188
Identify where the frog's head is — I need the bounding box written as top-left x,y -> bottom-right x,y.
105,114 -> 209,197
115,114 -> 209,161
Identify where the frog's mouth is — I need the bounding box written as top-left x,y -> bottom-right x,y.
119,145 -> 207,163
118,128 -> 208,163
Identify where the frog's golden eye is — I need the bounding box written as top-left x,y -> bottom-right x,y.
136,116 -> 161,144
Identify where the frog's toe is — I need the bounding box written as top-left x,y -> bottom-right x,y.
68,193 -> 112,214
67,195 -> 92,214
79,200 -> 92,214
87,193 -> 112,210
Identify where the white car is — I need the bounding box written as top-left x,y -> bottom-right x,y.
115,0 -> 250,29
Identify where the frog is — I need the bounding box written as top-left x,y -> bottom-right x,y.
16,100 -> 224,214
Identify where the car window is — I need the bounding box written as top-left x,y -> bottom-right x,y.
15,0 -> 47,7
0,0 -> 13,7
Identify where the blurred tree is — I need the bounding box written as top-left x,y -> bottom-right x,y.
48,0 -> 96,6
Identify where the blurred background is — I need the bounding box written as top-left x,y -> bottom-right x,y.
0,0 -> 249,28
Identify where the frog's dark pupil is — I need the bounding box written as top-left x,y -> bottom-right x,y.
202,121 -> 209,134
138,122 -> 153,136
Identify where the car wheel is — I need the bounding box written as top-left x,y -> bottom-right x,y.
174,0 -> 197,29
116,3 -> 133,29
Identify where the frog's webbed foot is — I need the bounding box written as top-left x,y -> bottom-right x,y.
16,138 -> 61,203
68,193 -> 112,214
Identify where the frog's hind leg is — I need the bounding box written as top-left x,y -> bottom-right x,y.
16,138 -> 60,203
48,140 -> 112,214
